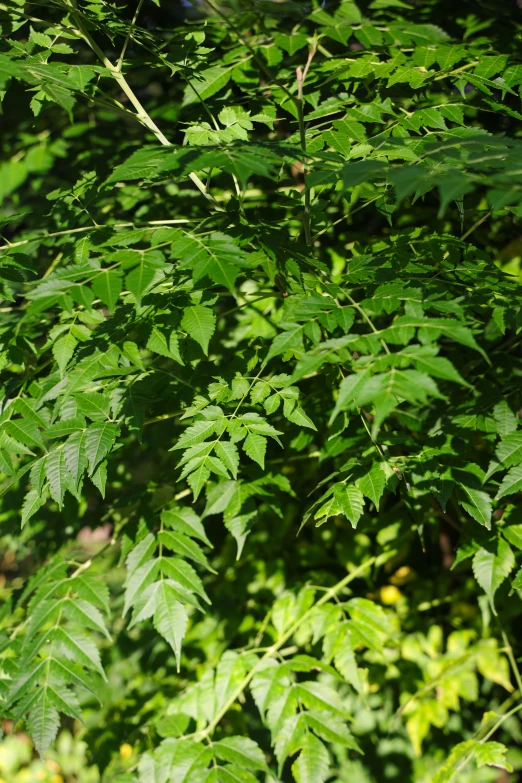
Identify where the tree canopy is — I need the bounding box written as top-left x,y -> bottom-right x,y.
1,0 -> 522,781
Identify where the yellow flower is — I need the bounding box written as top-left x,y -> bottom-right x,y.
390,566 -> 416,586
120,743 -> 133,760
380,585 -> 402,605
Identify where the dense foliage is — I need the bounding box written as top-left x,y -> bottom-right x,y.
1,0 -> 522,780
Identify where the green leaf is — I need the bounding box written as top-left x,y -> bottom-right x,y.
214,441 -> 240,479
295,681 -> 348,717
455,480 -> 492,529
52,626 -> 105,678
21,486 -> 49,528
264,325 -> 303,365
181,306 -> 216,355
53,332 -> 77,375
147,326 -> 184,364
45,416 -> 86,439
159,530 -> 214,571
472,539 -> 514,613
334,484 -> 365,528
304,710 -> 361,751
162,506 -> 212,547
4,418 -> 44,450
183,67 -> 231,105
493,400 -> 518,437
153,580 -> 189,670
27,696 -> 60,758
496,433 -> 522,468
475,741 -> 513,772
75,391 -> 111,421
45,448 -> 71,507
84,422 -> 119,475
213,736 -> 268,771
243,432 -> 267,469
432,740 -> 477,783
292,733 -> 330,783
92,269 -> 123,311
358,463 -> 386,509
125,261 -> 157,305
63,430 -> 88,484
497,464 -> 522,499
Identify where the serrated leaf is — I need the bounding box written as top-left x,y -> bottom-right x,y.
358,463 -> 386,509
52,626 -> 105,678
45,448 -> 71,507
181,305 -> 216,355
496,432 -> 522,468
21,486 -> 49,528
475,741 -> 513,771
243,432 -> 267,469
63,598 -> 111,639
304,709 -> 361,751
4,418 -> 44,450
147,326 -> 184,364
27,696 -> 60,758
153,580 -> 189,670
264,325 -> 303,365
124,558 -> 160,616
334,484 -> 365,528
63,430 -> 88,484
126,261 -> 157,305
162,506 -> 212,547
53,332 -> 77,375
472,539 -> 514,613
214,441 -> 239,479
493,400 -> 517,437
84,422 -> 119,475
213,736 -> 268,771
159,530 -> 213,571
295,681 -> 348,716
292,733 -> 330,783
456,481 -> 492,529
161,556 -> 210,604
92,269 -> 123,311
497,464 -> 522,499
45,416 -> 86,439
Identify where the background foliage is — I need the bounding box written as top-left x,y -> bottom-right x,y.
1,0 -> 522,781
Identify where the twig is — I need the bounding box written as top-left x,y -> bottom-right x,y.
0,219 -> 196,254
296,43 -> 317,246
500,626 -> 522,695
116,0 -> 144,72
63,0 -> 215,203
460,209 -> 492,241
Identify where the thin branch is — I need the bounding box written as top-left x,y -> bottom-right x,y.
460,209 -> 492,241
63,0 -> 215,203
0,218 -> 196,253
116,0 -> 144,72
500,626 -> 522,695
296,42 -> 317,246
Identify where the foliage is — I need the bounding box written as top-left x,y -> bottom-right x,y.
0,0 -> 522,780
